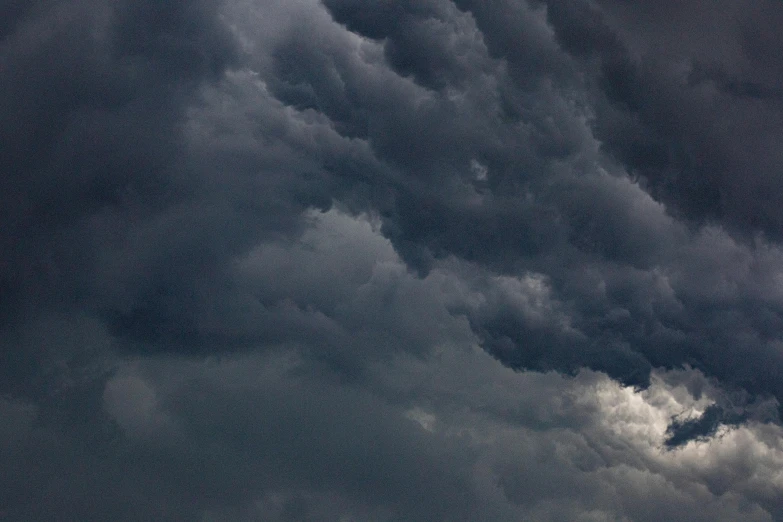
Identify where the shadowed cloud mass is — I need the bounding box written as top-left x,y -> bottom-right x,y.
2,0 -> 783,520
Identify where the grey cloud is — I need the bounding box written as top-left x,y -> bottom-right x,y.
541,0 -> 783,235
298,0 -> 783,421
664,403 -> 746,449
6,0 -> 781,439
8,334 -> 782,520
0,0 -> 237,330
3,202 -> 783,520
4,0 -> 783,519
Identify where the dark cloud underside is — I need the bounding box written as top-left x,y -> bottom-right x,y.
3,0 -> 783,520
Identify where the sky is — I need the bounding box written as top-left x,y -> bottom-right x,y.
2,0 -> 783,520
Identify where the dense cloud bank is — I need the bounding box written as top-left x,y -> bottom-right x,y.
2,0 -> 783,519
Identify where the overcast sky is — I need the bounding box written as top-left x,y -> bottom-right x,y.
3,1 -> 783,520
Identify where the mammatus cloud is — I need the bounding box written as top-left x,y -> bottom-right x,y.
2,0 -> 783,520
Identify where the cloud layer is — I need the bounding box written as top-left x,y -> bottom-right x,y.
2,0 -> 783,519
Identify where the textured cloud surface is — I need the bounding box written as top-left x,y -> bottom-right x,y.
2,0 -> 783,520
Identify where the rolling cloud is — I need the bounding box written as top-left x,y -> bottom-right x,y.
2,0 -> 783,519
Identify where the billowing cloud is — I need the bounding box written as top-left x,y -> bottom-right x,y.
3,0 -> 783,519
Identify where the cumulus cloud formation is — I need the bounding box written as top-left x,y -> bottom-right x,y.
2,0 -> 783,520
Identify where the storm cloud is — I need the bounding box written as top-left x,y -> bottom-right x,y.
2,0 -> 783,520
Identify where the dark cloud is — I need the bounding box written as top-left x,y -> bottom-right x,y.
4,0 -> 783,519
303,0 -> 783,423
0,0 -> 236,326
664,404 -> 745,449
5,317 -> 782,520
542,0 -> 783,234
